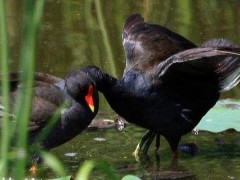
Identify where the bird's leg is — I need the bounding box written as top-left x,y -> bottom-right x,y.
165,136 -> 181,160
172,150 -> 178,159
134,130 -> 156,161
155,132 -> 161,169
165,136 -> 180,170
170,157 -> 178,170
155,132 -> 160,151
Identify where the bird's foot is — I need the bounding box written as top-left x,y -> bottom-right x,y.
29,164 -> 37,176
133,143 -> 143,161
133,143 -> 150,162
29,153 -> 42,176
133,130 -> 156,162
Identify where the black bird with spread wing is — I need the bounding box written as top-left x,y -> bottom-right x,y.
82,14 -> 240,159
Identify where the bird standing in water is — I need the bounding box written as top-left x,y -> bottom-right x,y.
81,14 -> 240,160
0,70 -> 99,174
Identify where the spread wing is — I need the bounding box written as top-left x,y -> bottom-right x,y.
154,41 -> 240,91
122,14 -> 196,73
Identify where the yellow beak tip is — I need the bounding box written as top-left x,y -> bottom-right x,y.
89,105 -> 94,112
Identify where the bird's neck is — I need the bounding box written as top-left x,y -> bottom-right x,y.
61,101 -> 94,130
83,67 -> 118,94
83,67 -> 132,113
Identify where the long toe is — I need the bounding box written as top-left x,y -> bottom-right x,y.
133,143 -> 142,161
133,143 -> 150,162
133,130 -> 156,161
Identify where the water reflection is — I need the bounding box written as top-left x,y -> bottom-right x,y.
4,0 -> 240,179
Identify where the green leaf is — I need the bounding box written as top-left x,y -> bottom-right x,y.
122,175 -> 141,180
75,160 -> 95,180
75,161 -> 118,180
196,99 -> 240,132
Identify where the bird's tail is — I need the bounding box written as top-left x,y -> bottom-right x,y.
202,39 -> 240,91
0,104 -> 15,125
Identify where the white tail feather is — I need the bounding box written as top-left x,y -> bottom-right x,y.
219,65 -> 240,91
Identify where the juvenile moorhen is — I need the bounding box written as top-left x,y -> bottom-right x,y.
81,14 -> 240,159
0,70 -> 99,172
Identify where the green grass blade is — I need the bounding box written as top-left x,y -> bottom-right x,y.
94,0 -> 117,77
46,176 -> 73,180
41,152 -> 66,177
14,0 -> 44,178
36,104 -> 66,143
0,0 -> 10,178
76,160 -> 118,180
75,161 -> 95,180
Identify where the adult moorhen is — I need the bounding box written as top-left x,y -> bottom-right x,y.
0,69 -> 99,173
81,14 -> 240,159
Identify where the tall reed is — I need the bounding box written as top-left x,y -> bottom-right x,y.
14,1 -> 44,178
0,0 -> 44,178
94,0 -> 117,77
0,0 -> 10,178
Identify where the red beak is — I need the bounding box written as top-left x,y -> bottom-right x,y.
85,85 -> 94,112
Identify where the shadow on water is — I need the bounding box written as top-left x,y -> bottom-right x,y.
3,0 -> 240,179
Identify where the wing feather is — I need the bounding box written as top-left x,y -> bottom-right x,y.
122,14 -> 196,73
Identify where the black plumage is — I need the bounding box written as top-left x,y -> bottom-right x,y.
82,14 -> 240,159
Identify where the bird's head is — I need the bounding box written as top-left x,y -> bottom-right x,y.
65,70 -> 98,113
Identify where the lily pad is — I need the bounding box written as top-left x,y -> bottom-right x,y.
195,99 -> 240,132
122,175 -> 141,180
46,176 -> 72,180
